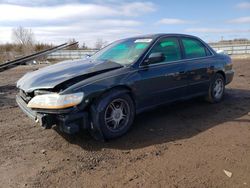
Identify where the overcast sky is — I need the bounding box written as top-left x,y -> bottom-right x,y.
0,0 -> 249,46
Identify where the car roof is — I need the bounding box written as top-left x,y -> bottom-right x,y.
127,33 -> 200,40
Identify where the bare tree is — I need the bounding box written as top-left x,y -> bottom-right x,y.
67,38 -> 79,50
11,26 -> 35,55
95,38 -> 107,49
81,42 -> 89,50
12,26 -> 35,46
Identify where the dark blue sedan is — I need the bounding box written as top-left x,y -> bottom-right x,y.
16,34 -> 234,140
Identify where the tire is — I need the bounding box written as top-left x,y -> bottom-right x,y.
90,90 -> 135,139
206,73 -> 225,103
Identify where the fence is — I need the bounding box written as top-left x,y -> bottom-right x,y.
47,49 -> 97,60
210,44 -> 250,55
47,44 -> 250,60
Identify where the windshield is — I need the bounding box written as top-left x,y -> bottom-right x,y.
90,38 -> 153,65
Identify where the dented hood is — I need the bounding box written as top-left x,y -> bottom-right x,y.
17,59 -> 123,93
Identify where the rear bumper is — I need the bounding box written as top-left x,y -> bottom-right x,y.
16,95 -> 89,134
225,70 -> 234,85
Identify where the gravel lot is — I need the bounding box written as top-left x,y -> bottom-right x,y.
0,58 -> 250,188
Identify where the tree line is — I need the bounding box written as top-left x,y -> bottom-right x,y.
0,26 -> 108,63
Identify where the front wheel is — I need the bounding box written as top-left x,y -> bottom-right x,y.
90,91 -> 135,139
206,73 -> 225,103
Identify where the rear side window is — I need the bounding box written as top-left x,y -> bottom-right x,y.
181,38 -> 209,59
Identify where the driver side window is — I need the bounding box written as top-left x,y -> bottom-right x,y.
148,37 -> 182,64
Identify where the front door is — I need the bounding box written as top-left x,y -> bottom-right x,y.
134,37 -> 188,109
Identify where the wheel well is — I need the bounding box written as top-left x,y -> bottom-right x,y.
92,85 -> 136,106
216,71 -> 226,82
108,86 -> 135,104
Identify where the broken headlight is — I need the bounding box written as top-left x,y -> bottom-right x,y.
27,92 -> 84,109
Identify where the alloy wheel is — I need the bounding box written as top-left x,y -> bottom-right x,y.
104,98 -> 130,132
213,78 -> 224,99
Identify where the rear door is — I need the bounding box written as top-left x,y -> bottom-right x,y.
180,37 -> 213,96
135,37 -> 188,109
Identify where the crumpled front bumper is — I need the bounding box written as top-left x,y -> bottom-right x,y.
16,94 -> 89,134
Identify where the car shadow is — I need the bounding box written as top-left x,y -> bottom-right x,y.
55,88 -> 250,150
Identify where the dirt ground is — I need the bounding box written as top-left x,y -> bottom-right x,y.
0,58 -> 250,188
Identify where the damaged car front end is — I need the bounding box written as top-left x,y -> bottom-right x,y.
16,89 -> 88,134
16,58 -> 125,137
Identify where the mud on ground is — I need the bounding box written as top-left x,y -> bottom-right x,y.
0,59 -> 250,188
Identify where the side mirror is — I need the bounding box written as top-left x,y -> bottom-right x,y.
144,52 -> 165,65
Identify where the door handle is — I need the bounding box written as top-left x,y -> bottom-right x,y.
179,71 -> 186,75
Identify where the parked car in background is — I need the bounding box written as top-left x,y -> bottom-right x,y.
16,34 -> 234,140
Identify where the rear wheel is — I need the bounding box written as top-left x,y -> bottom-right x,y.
206,73 -> 225,103
90,91 -> 135,139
